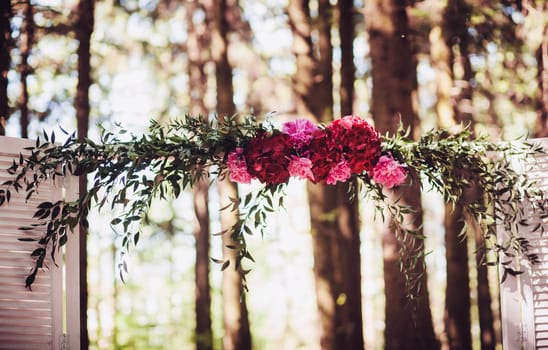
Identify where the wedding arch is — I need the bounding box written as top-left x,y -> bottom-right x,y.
0,114 -> 547,348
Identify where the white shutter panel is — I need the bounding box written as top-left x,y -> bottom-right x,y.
0,136 -> 81,350
498,138 -> 548,350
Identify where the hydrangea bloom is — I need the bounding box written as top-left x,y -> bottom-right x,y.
371,154 -> 407,188
304,128 -> 340,183
243,132 -> 293,185
328,115 -> 381,173
227,148 -> 253,184
281,119 -> 318,149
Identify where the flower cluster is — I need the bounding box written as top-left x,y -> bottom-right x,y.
227,115 -> 408,188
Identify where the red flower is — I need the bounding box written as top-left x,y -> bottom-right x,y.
328,115 -> 381,174
304,128 -> 341,183
243,131 -> 294,185
236,115 -> 382,186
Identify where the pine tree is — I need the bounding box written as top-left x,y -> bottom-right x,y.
288,0 -> 364,348
0,0 -> 11,135
366,0 -> 439,348
186,1 -> 213,348
207,0 -> 252,348
74,0 -> 95,348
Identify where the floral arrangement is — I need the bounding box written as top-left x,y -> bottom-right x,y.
0,114 -> 545,294
227,116 -> 406,187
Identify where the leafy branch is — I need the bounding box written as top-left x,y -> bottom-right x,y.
1,115 -> 265,287
385,128 -> 547,296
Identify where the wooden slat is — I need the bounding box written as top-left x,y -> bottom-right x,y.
0,136 -> 58,349
498,138 -> 548,350
529,141 -> 548,350
0,135 -> 82,349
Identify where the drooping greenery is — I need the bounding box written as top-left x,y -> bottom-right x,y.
0,115 -> 545,295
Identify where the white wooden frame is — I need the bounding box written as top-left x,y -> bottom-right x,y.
498,138 -> 548,350
0,136 -> 81,350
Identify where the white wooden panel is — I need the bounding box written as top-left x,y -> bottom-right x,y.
498,138 -> 548,350
0,136 -> 80,350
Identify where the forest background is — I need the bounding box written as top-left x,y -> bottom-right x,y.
1,0 -> 548,349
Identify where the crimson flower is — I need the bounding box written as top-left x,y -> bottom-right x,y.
328,115 -> 381,174
304,129 -> 341,183
243,132 -> 294,185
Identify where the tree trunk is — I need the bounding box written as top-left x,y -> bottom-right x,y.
187,3 -> 213,348
75,0 -> 95,348
535,4 -> 548,137
443,203 -> 471,350
287,0 -> 316,121
306,182 -> 364,350
18,1 -> 34,138
366,0 -> 438,349
438,0 -> 488,347
193,179 -> 212,350
475,226 -> 496,350
338,0 -> 355,117
208,0 -> 252,349
0,0 -> 11,135
336,2 -> 364,349
430,8 -> 472,349
289,0 -> 364,349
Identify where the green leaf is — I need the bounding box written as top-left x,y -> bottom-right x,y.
38,202 -> 53,209
31,248 -> 45,257
51,206 -> 60,219
244,251 -> 255,263
59,234 -> 68,247
25,273 -> 36,290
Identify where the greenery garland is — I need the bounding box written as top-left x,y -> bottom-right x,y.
0,114 -> 545,296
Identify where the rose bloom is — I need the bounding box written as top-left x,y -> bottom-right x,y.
243,132 -> 294,185
328,115 -> 381,174
371,154 -> 407,188
326,160 -> 351,185
282,119 -> 318,149
288,156 -> 314,181
227,148 -> 253,184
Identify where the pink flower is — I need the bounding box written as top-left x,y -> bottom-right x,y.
288,156 -> 314,181
371,154 -> 407,188
227,148 -> 253,184
326,160 -> 351,185
282,119 -> 318,149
